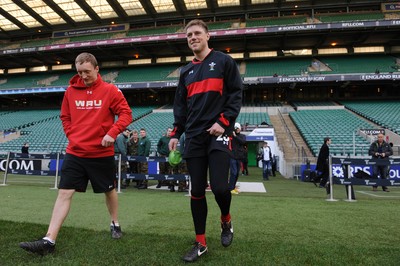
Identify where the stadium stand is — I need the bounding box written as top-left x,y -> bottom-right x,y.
289,109 -> 375,156
0,117 -> 67,153
115,65 -> 180,82
246,16 -> 308,27
0,109 -> 60,131
245,58 -> 311,77
292,101 -> 337,107
342,101 -> 400,134
127,25 -> 182,36
69,33 -> 114,42
315,55 -> 397,74
317,11 -> 384,23
127,112 -> 174,153
236,112 -> 271,126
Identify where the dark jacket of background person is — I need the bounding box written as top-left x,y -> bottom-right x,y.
368,140 -> 393,158
316,143 -> 329,173
127,137 -> 139,156
157,135 -> 170,156
21,143 -> 29,154
231,133 -> 246,160
138,136 -> 151,156
114,133 -> 128,156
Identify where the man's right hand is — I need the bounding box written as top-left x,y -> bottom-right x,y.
169,138 -> 178,151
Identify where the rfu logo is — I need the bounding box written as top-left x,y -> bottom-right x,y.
364,159 -> 370,164
87,91 -> 92,94
340,159 -> 345,164
209,62 -> 216,71
365,180 -> 370,185
389,159 -> 394,165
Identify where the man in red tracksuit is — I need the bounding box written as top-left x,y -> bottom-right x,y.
169,19 -> 243,262
20,52 -> 132,256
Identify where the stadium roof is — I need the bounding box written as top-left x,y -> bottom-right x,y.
0,0 -> 398,70
0,0 -> 393,39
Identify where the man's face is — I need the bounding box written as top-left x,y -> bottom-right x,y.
76,61 -> 99,86
132,132 -> 138,139
377,134 -> 384,143
186,25 -> 210,54
140,130 -> 146,138
327,139 -> 331,145
123,130 -> 130,137
166,128 -> 172,137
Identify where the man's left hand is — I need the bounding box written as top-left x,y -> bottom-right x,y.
207,123 -> 225,136
102,134 -> 115,147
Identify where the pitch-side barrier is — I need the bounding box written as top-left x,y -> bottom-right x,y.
1,152 -> 189,193
326,156 -> 400,202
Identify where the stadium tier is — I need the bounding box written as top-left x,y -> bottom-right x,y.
0,11 -> 390,51
289,109 -> 375,156
316,55 -> 396,74
127,25 -> 182,36
245,58 -> 311,77
246,16 -> 308,27
1,55 -> 398,90
131,106 -> 157,120
127,112 -> 175,152
342,101 -> 400,134
317,12 -> 384,23
292,101 -> 337,107
0,109 -> 60,131
69,33 -> 115,42
236,112 -> 271,126
115,65 -> 180,82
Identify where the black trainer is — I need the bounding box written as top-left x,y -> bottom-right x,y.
221,221 -> 234,247
110,222 -> 122,239
182,242 -> 208,262
19,238 -> 55,256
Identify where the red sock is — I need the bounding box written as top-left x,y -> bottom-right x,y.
196,234 -> 206,246
221,213 -> 231,223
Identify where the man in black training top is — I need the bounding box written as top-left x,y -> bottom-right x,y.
169,19 -> 243,262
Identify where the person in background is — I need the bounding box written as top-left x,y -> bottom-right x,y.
21,142 -> 29,155
241,143 -> 249,176
169,19 -> 242,262
157,127 -> 174,191
229,122 -> 246,194
127,129 -> 139,187
114,129 -> 130,188
19,52 -> 132,256
369,133 -> 393,192
137,128 -> 151,189
259,141 -> 272,181
316,137 -> 331,188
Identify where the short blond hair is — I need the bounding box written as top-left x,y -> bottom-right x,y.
75,52 -> 98,68
184,19 -> 208,33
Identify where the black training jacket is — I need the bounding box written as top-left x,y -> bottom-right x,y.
171,50 -> 243,139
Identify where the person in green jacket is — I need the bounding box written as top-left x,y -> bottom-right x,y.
156,127 -> 173,190
137,128 -> 151,189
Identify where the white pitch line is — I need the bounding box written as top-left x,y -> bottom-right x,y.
357,190 -> 400,198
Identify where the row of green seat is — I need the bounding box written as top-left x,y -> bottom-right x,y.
342,101 -> 400,134
292,101 -> 337,107
236,112 -> 271,126
289,109 -> 375,156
